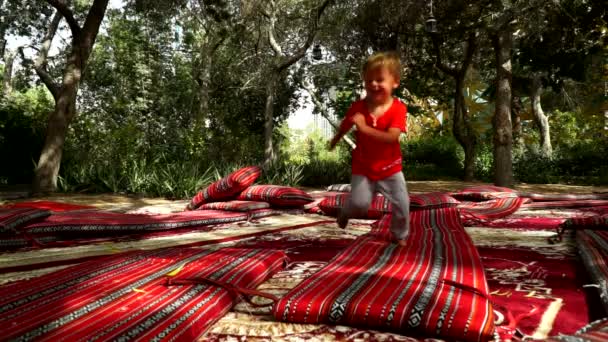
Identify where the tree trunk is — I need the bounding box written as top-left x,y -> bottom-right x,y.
0,0 -> 6,58
431,32 -> 478,181
453,76 -> 477,181
2,48 -> 16,96
531,75 -> 552,157
261,0 -> 332,168
492,30 -> 514,187
33,56 -> 80,193
263,72 -> 278,168
33,0 -> 109,193
511,96 -> 523,148
34,88 -> 77,193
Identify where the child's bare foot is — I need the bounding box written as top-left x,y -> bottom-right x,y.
393,238 -> 406,246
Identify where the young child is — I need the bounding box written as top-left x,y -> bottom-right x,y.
329,51 -> 409,246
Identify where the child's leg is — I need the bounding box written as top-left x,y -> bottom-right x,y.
376,172 -> 410,242
338,175 -> 374,228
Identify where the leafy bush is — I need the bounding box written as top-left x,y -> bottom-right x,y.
0,88 -> 52,184
58,155 -> 248,199
260,162 -> 305,187
514,141 -> 608,185
474,143 -> 494,182
403,135 -> 464,180
403,163 -> 460,181
300,159 -> 351,186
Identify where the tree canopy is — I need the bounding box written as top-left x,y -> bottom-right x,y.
1,0 -> 606,194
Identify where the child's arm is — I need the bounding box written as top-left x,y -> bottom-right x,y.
329,116 -> 355,150
352,114 -> 401,143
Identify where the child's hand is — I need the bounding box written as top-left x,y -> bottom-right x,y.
328,136 -> 338,150
352,113 -> 366,128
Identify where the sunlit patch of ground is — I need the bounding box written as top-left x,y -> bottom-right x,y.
2,181 -> 607,212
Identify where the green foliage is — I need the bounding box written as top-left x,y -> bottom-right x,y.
284,126 -> 345,164
549,109 -> 603,146
403,135 -> 464,180
4,0 -> 606,194
277,123 -> 350,186
300,159 -> 351,186
0,88 -> 53,183
514,141 -> 608,185
58,153 -> 250,199
58,150 -> 337,198
260,162 -> 305,187
401,133 -> 608,185
473,143 -> 494,182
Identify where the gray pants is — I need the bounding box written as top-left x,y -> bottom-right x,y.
339,172 -> 410,240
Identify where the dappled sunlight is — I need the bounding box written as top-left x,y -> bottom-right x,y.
2,193 -> 186,211
302,182 -> 608,196
0,246 -> 287,341
514,183 -> 608,194
407,181 -> 608,195
0,214 -> 324,275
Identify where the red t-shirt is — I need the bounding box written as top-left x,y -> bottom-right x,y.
339,98 -> 407,181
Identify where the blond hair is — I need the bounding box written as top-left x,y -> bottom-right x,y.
362,51 -> 401,80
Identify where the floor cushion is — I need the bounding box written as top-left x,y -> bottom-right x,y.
2,201 -> 96,212
0,247 -> 287,341
318,193 -> 391,219
274,207 -> 495,341
0,208 -> 51,233
237,185 -> 313,207
410,192 -> 460,209
458,197 -> 529,224
318,192 -> 460,219
576,230 -> 608,314
519,192 -> 608,202
198,200 -> 270,212
451,185 -> 518,201
187,165 -> 262,210
551,213 -> 608,243
545,317 -> 608,341
18,210 -> 248,235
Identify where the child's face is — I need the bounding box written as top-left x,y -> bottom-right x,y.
363,66 -> 399,104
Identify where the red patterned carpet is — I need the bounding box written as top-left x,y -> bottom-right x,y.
1,191 -> 606,341
0,247 -> 287,341
480,243 -> 594,339
205,219 -> 602,341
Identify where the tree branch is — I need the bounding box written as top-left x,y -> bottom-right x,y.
35,10 -> 62,72
267,2 -> 282,57
258,6 -> 271,19
431,34 -> 458,77
46,0 -> 81,38
15,8 -> 63,100
277,0 -> 333,71
2,48 -> 17,96
489,1 -> 545,32
212,38 -> 225,54
302,79 -> 355,149
459,31 -> 478,77
238,71 -> 263,92
18,48 -> 60,99
79,0 -> 110,61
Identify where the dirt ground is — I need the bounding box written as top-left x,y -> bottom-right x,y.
2,180 -> 607,211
